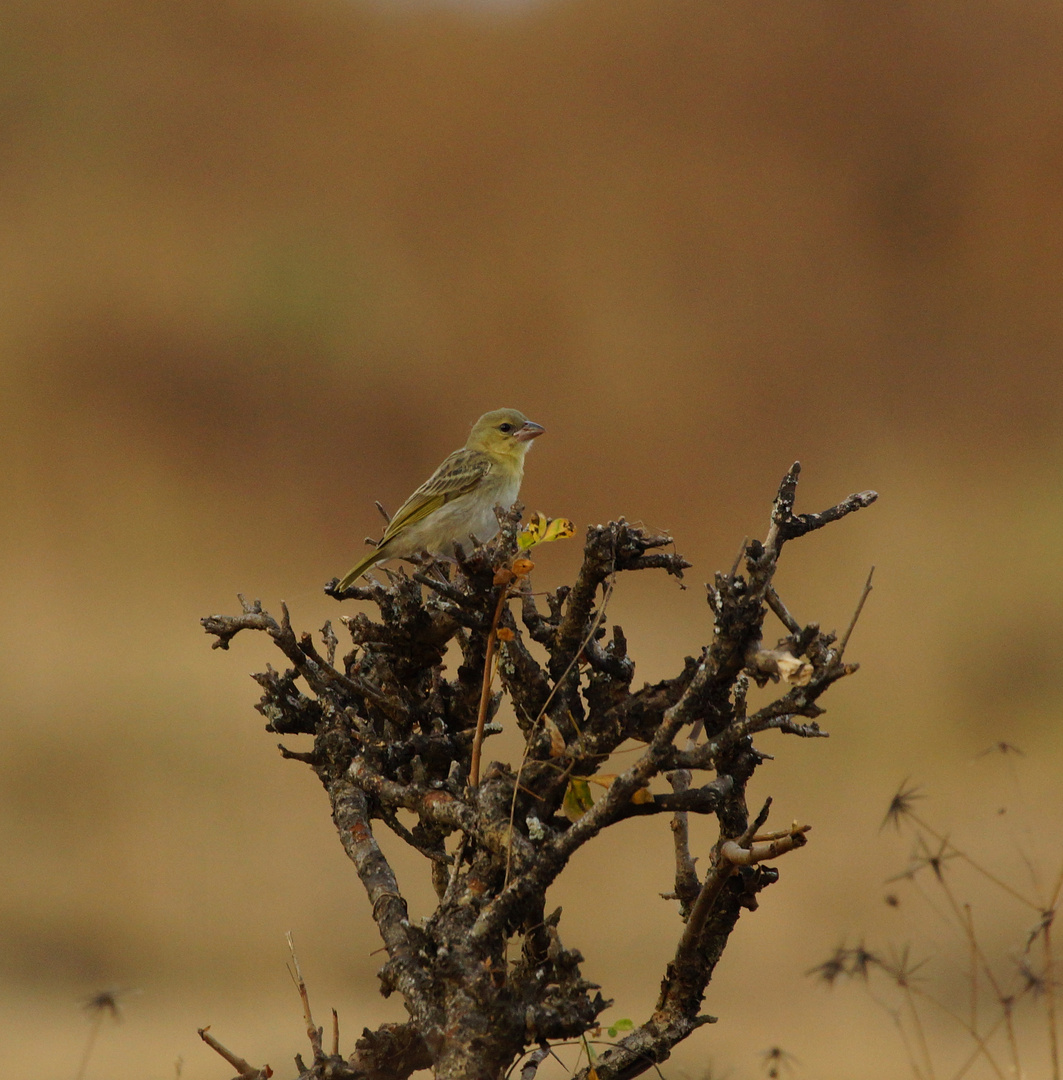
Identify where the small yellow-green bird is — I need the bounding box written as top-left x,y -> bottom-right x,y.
336,408 -> 545,590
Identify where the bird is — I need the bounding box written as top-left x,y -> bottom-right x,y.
336,408 -> 545,590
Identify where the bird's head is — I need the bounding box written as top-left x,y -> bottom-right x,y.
466,408 -> 545,460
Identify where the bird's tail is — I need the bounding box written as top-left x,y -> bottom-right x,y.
336,545 -> 385,592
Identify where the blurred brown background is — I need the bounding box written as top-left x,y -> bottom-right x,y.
3,1 -> 1063,1077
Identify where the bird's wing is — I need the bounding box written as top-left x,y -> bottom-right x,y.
380,448 -> 493,541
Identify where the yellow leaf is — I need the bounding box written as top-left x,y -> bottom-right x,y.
562,778 -> 595,821
518,512 -> 575,550
542,517 -> 575,542
586,773 -> 618,789
517,512 -> 548,550
630,786 -> 653,805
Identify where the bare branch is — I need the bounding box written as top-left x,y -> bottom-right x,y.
197,1028 -> 273,1080
286,932 -> 323,1062
838,565 -> 875,659
760,462 -> 878,561
667,768 -> 699,911
764,583 -> 801,634
471,582 -> 511,788
348,1022 -> 432,1080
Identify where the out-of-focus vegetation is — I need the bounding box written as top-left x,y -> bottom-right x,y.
2,1 -> 1062,1077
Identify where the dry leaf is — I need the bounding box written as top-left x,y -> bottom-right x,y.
543,716 -> 565,757
776,652 -> 813,686
748,646 -> 813,686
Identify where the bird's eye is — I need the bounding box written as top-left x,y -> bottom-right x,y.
498,423 -> 513,433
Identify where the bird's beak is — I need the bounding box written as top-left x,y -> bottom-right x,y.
513,420 -> 545,442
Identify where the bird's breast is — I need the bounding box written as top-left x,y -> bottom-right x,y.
388,468 -> 523,559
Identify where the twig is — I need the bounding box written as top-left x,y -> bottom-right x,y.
503,576 -> 616,888
412,570 -> 477,607
470,583 -> 511,788
320,619 -> 338,666
197,1028 -> 273,1079
76,989 -> 131,1080
286,931 -> 323,1061
895,806 -> 1043,911
74,1008 -> 105,1080
519,1045 -> 551,1079
764,583 -> 801,634
902,978 -> 936,1080
1044,916 -> 1060,1080
678,800 -> 774,955
443,835 -> 469,905
838,565 -> 875,658
759,463 -> 878,563
729,536 -> 748,579
667,767 -> 699,908
719,825 -> 810,864
483,648 -> 719,942
531,576 -> 616,734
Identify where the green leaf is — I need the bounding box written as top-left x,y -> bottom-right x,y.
562,777 -> 594,821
